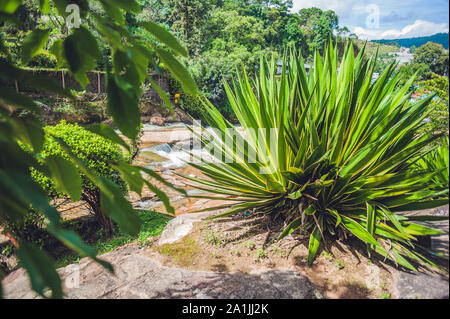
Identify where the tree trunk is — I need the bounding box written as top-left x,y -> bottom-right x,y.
82,190 -> 114,240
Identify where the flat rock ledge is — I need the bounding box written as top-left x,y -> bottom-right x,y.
3,207 -> 449,299
158,211 -> 218,246
394,272 -> 449,299
2,244 -> 317,299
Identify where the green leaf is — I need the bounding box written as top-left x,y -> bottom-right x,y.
50,39 -> 65,69
45,155 -> 82,201
100,1 -> 125,26
341,216 -> 379,246
16,243 -> 62,299
403,215 -> 449,222
307,220 -> 322,264
326,209 -> 341,227
63,28 -> 99,87
99,177 -> 142,236
113,162 -> 144,194
287,189 -> 302,200
143,179 -> 175,214
0,87 -> 41,114
47,225 -> 113,272
140,21 -> 188,57
155,48 -> 197,95
106,72 -> 141,139
391,199 -> 449,212
0,0 -> 20,14
10,117 -> 44,153
0,171 -> 61,225
87,124 -> 131,151
402,222 -> 446,236
21,29 -> 50,64
39,0 -> 50,13
278,216 -> 302,239
366,203 -> 376,256
102,0 -> 141,13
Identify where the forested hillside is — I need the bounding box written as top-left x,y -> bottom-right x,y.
0,0 -> 356,119
375,33 -> 449,49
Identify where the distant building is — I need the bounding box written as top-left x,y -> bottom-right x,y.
276,61 -> 311,75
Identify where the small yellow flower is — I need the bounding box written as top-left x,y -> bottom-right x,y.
175,93 -> 180,98
175,99 -> 178,104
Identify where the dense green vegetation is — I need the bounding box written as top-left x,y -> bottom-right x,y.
416,74 -> 449,137
4,121 -> 129,250
34,121 -> 129,238
163,1 -> 354,115
400,42 -> 449,81
375,33 -> 449,50
1,0 -> 355,119
187,42 -> 448,270
395,41 -> 449,137
0,0 -> 448,299
0,0 -> 192,298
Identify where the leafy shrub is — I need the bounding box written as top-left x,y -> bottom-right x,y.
1,209 -> 48,249
416,74 -> 449,137
187,42 -> 449,271
33,120 -> 128,238
28,50 -> 57,69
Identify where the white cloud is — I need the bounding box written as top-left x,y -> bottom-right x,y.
353,20 -> 449,40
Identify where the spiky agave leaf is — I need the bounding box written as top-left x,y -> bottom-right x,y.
185,40 -> 449,271
415,136 -> 449,196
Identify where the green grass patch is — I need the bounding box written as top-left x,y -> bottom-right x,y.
156,237 -> 199,267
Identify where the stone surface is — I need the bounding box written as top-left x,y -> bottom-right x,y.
395,272 -> 449,299
3,204 -> 448,299
393,205 -> 449,299
403,205 -> 449,256
164,108 -> 193,124
158,211 -> 217,245
2,244 -> 317,299
149,116 -> 165,126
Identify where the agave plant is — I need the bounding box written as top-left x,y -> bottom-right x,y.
183,41 -> 449,271
415,136 -> 449,195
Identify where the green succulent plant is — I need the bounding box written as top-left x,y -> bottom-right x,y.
415,136 -> 449,195
184,41 -> 449,271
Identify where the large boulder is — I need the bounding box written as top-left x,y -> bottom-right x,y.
149,116 -> 165,126
164,108 -> 193,124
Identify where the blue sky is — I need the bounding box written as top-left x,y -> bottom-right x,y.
291,0 -> 449,40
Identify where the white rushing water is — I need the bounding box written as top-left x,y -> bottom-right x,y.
135,122 -> 244,169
